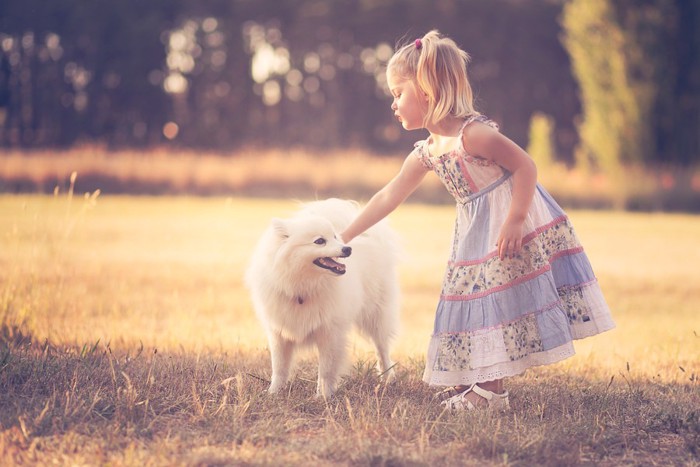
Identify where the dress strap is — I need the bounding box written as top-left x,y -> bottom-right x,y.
458,114 -> 500,158
413,139 -> 434,170
458,114 -> 499,135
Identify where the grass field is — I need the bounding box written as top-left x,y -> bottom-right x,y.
1,193 -> 699,466
2,147 -> 700,211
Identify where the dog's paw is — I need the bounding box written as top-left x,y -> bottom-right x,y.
315,389 -> 336,400
267,382 -> 284,394
316,380 -> 338,399
382,368 -> 397,384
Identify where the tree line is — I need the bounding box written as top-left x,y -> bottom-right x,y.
0,0 -> 697,169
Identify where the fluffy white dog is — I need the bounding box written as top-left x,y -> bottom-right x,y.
245,198 -> 400,398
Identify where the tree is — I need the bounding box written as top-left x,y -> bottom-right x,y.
526,112 -> 556,168
561,0 -> 680,172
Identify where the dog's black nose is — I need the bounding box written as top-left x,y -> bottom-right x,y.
342,246 -> 352,257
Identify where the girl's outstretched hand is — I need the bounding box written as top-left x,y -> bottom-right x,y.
496,218 -> 525,260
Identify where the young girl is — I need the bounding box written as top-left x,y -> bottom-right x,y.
340,30 -> 615,411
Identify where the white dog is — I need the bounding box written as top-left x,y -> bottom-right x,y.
245,198 -> 400,398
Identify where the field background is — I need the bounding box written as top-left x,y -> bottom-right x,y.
3,148 -> 700,212
2,1 -> 699,463
1,192 -> 699,465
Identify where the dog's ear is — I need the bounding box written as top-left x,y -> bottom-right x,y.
271,218 -> 289,239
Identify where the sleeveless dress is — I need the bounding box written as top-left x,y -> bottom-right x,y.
415,115 -> 615,387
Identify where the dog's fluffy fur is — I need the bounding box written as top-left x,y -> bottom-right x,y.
245,198 -> 400,397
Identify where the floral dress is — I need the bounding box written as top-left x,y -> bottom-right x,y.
416,115 -> 615,386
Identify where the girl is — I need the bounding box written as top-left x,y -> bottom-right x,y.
340,30 -> 615,411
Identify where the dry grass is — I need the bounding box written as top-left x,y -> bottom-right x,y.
1,188 -> 699,466
0,146 -> 422,202
2,146 -> 700,211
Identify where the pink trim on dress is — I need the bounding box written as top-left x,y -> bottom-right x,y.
450,251 -> 499,267
523,215 -> 569,243
449,215 -> 573,267
550,246 -> 584,261
442,265 -> 552,301
456,156 -> 480,195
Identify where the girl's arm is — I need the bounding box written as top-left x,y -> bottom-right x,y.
341,152 -> 429,243
462,122 -> 537,260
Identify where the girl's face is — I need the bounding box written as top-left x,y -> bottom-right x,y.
387,71 -> 428,131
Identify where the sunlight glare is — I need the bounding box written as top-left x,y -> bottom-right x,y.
164,72 -> 188,94
262,80 -> 281,106
163,122 -> 179,139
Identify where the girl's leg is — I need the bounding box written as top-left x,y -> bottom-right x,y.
454,378 -> 504,393
478,378 -> 505,394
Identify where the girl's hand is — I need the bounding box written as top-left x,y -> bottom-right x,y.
496,218 -> 525,260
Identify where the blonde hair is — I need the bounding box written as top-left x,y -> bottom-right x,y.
387,30 -> 477,126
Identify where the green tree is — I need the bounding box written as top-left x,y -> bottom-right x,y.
526,112 -> 556,168
561,0 -> 676,172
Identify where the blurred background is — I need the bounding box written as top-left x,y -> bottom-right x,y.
0,0 -> 699,210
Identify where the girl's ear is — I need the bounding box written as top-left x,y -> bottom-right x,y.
271,218 -> 289,239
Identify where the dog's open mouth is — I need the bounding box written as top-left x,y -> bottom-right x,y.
313,257 -> 347,275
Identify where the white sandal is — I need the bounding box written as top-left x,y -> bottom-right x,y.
433,386 -> 461,401
440,384 -> 510,411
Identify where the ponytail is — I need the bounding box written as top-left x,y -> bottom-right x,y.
388,30 -> 477,126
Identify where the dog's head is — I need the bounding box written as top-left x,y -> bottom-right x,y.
270,215 -> 351,276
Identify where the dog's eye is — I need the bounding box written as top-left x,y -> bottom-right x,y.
314,238 -> 326,245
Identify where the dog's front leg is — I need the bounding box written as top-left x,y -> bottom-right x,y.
315,331 -> 348,398
268,332 -> 295,394
374,341 -> 396,383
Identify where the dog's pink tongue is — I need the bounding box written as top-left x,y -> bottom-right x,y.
316,257 -> 346,274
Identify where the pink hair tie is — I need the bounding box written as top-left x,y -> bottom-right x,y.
415,39 -> 422,50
